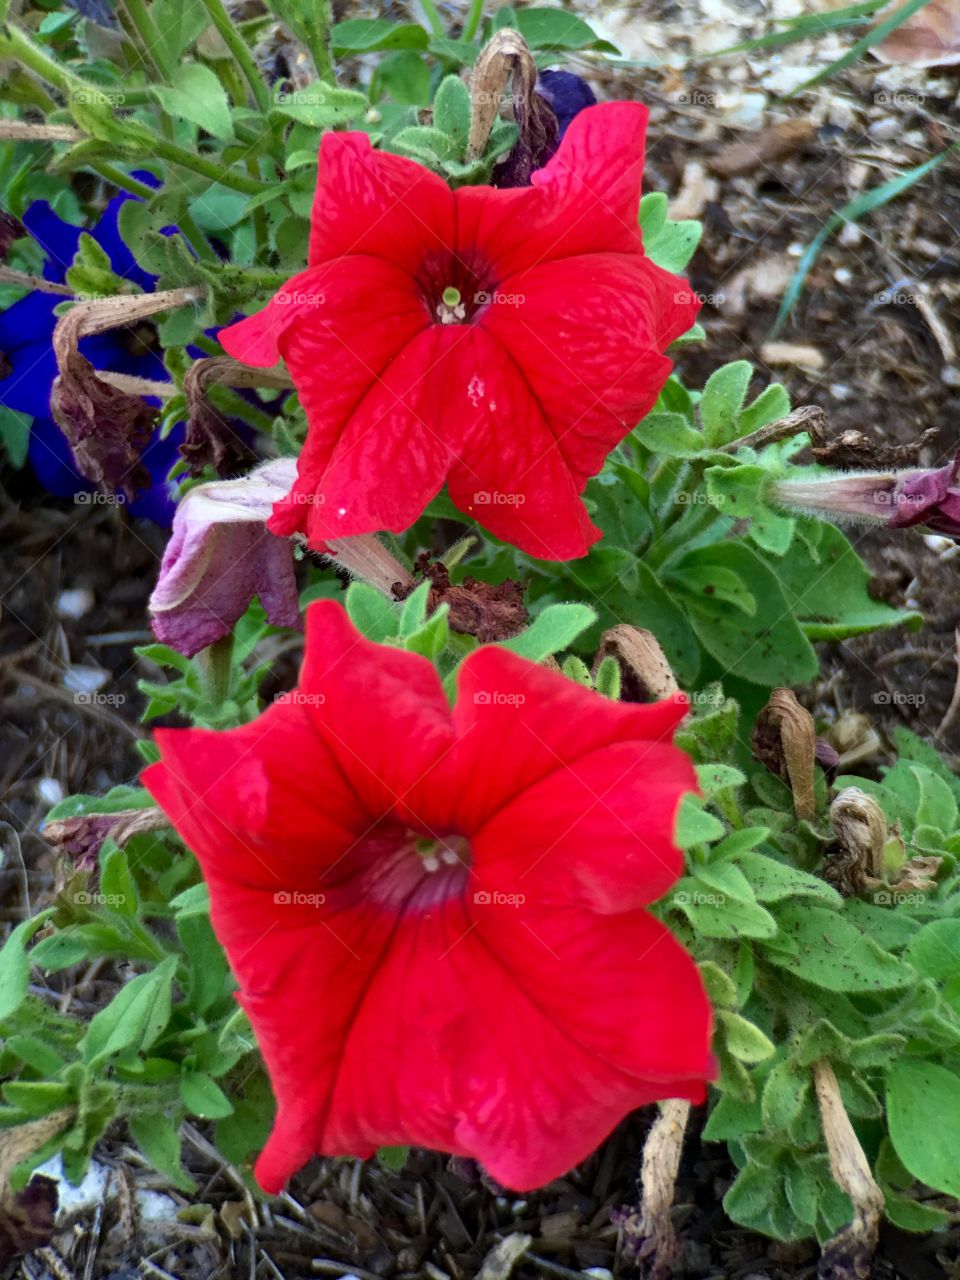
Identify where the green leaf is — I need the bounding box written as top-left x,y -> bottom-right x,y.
719,1011 -> 776,1062
883,1190 -> 952,1233
398,581 -> 430,635
0,912 -> 54,1022
0,406 -> 31,468
499,603 -> 595,663
776,523 -> 922,640
675,796 -> 726,848
735,850 -> 842,905
376,49 -> 432,106
169,882 -> 211,917
675,543 -> 817,686
378,1143 -> 410,1170
639,192 -> 668,244
699,960 -> 738,1007
644,219 -> 703,274
673,883 -> 778,939
764,904 -> 912,992
670,563 -> 756,616
129,1111 -> 196,1191
82,955 -> 178,1065
401,605 -> 450,661
514,7 -> 615,50
907,921 -> 960,982
345,582 -> 399,643
738,382 -> 791,436
154,64 -> 233,140
705,464 -> 795,555
762,1060 -> 808,1132
699,361 -> 753,446
271,81 -> 368,127
390,125 -> 458,163
179,1072 -> 234,1119
99,845 -> 139,917
696,764 -> 747,795
432,75 -> 471,156
331,18 -> 429,53
887,1059 -> 960,1197
703,1092 -> 762,1141
633,411 -> 708,459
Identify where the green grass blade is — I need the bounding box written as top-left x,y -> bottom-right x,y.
698,0 -> 888,59
771,143 -> 960,336
781,0 -> 932,96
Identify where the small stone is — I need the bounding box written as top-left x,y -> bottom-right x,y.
833,266 -> 854,285
55,588 -> 95,621
37,778 -> 65,807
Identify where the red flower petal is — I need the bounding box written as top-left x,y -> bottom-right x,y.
308,131 -> 454,272
473,739 -> 695,913
447,644 -> 691,831
438,326 -> 600,559
482,253 -> 699,482
269,325 -> 460,544
455,102 -> 649,282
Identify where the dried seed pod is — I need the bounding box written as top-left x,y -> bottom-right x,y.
752,688 -> 817,821
592,625 -> 679,701
828,786 -> 887,893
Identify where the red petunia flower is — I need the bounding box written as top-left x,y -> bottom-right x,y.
219,104 -> 700,561
144,601 -> 711,1192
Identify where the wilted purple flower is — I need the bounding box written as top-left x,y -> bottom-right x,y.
770,454 -> 960,538
887,453 -> 960,534
149,458 -> 301,657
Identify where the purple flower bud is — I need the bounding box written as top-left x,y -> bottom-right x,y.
887,454 -> 960,535
149,458 -> 301,657
771,454 -> 960,539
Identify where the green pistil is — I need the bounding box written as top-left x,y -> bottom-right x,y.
442,286 -> 461,307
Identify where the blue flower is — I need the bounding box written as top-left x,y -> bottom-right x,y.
0,181 -> 184,524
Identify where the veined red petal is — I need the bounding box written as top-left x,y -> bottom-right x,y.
309,131 -> 454,271
482,253 -> 700,482
268,326 -> 462,545
472,740 -> 695,912
447,644 -> 691,830
454,102 -> 648,282
435,326 -> 599,560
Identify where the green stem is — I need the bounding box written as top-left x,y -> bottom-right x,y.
197,0 -> 269,111
417,0 -> 446,38
90,161 -> 156,198
117,0 -> 176,80
462,0 -> 485,41
309,0 -> 334,84
178,209 -> 219,264
0,23 -> 92,98
148,135 -> 269,193
196,634 -> 235,710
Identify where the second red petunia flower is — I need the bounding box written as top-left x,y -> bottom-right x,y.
144,601 -> 712,1193
220,103 -> 700,560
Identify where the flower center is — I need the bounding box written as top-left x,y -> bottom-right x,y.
436,286 -> 466,325
417,252 -> 494,327
328,823 -> 472,912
